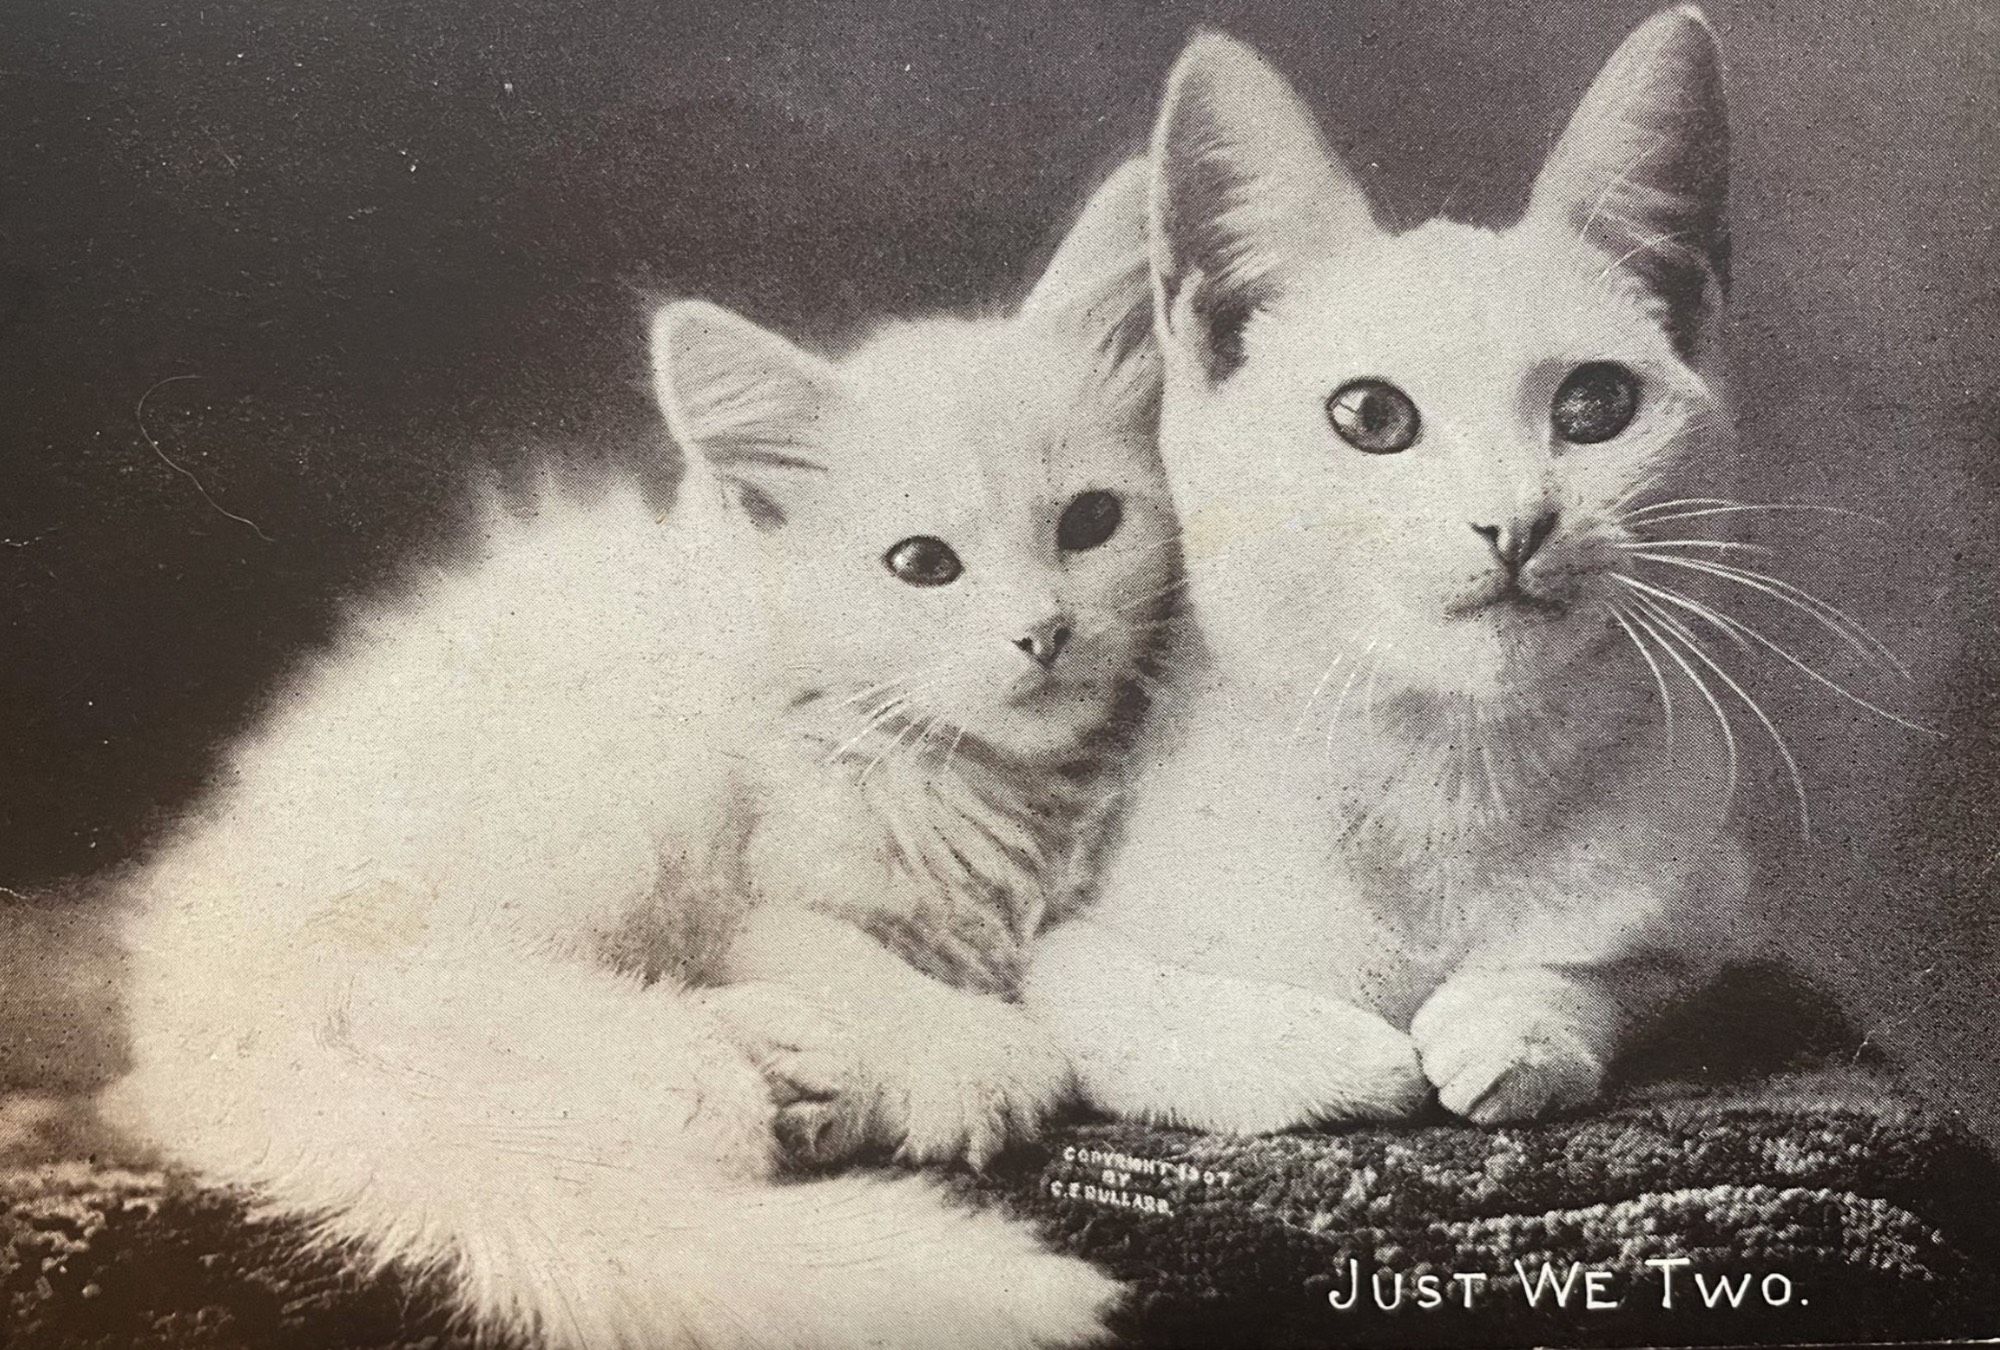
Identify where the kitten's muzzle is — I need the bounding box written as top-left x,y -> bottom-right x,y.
1014,619 -> 1072,671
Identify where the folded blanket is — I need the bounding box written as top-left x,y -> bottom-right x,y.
5,967 -> 1996,1348
962,1068 -> 2000,1347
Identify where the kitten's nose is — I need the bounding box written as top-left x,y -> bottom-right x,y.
1014,619 -> 1072,670
1472,508 -> 1560,573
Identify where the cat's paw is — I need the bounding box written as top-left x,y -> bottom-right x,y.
1206,990 -> 1428,1132
700,979 -> 1071,1169
877,994 -> 1075,1169
1074,983 -> 1429,1135
1410,971 -> 1609,1124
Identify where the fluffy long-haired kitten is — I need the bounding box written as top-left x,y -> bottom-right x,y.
101,161 -> 1167,1350
1029,9 -> 1762,1129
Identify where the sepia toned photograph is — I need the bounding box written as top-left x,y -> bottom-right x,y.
1,1 -> 1995,1346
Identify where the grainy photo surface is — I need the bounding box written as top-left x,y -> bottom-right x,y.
2,2 -> 1995,1347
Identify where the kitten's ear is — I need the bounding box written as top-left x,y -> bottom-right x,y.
650,300 -> 839,525
1020,157 -> 1149,324
1020,158 -> 1159,411
1149,31 -> 1376,377
1527,6 -> 1730,353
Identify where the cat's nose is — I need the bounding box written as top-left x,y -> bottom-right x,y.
1014,619 -> 1072,670
1472,508 -> 1560,573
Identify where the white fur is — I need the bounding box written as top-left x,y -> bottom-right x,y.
105,162 -> 1167,1349
1029,10 -> 1752,1131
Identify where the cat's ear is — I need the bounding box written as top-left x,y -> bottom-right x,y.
1020,157 -> 1149,325
1149,31 -> 1376,378
1020,158 -> 1159,416
650,300 -> 839,525
1527,6 -> 1730,354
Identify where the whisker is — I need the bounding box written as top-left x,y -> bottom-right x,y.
859,716 -> 927,783
1626,590 -> 1810,838
1628,551 -> 1913,682
1624,604 -> 1739,810
1627,502 -> 1891,530
1618,573 -> 1934,736
1606,603 -> 1677,751
1619,538 -> 1774,556
1290,652 -> 1345,742
1320,638 -> 1379,765
1624,495 -> 1746,518
824,692 -> 921,766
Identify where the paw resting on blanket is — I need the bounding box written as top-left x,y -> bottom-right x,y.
1411,969 -> 1610,1123
704,980 -> 1075,1169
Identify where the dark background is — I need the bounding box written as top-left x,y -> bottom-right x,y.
2,1 -> 1995,1136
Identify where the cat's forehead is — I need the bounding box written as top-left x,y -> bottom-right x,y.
835,316 -> 1139,508
1262,220 -> 1670,381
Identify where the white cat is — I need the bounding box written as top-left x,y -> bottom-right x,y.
1027,9 -> 1752,1130
99,161 -> 1168,1350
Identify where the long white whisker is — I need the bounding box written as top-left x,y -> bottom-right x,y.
1628,502 -> 1890,529
1624,604 -> 1739,811
1629,550 -> 1913,681
1619,572 -> 1752,655
1619,538 -> 1774,556
1607,604 -> 1677,751
1624,495 -> 1747,518
1629,589 -> 1811,839
1619,572 -> 1933,735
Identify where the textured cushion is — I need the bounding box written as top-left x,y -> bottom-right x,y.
5,967 -> 1996,1348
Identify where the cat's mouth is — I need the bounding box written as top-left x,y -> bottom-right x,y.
1005,668 -> 1075,706
1445,576 -> 1567,621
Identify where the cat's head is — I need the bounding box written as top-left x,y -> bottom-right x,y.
651,162 -> 1172,768
1147,8 -> 1732,710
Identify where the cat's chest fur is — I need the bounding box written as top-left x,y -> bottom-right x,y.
738,733 -> 1110,996
1087,662 -> 1673,1022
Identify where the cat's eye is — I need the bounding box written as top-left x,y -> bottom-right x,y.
1551,362 -> 1640,444
884,536 -> 962,587
1326,379 -> 1421,454
1057,491 -> 1122,553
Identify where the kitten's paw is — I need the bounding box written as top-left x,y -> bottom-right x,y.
882,995 -> 1075,1169
1411,972 -> 1608,1124
701,980 -> 1071,1169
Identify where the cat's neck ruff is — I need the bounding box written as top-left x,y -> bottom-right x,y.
748,700 -> 1122,995
1166,605 -> 1668,849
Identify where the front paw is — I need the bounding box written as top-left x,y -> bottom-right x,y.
1076,986 -> 1430,1135
878,995 -> 1075,1168
1410,972 -> 1608,1124
701,980 -> 1072,1169
696,981 -> 877,1165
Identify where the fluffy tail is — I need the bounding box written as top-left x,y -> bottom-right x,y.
102,934 -> 1116,1350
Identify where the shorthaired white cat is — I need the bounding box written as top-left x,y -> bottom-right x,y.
101,162 -> 1166,1350
1029,9 -> 1754,1129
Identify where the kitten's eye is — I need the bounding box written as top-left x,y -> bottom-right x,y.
884,536 -> 962,587
1326,378 -> 1421,454
1551,362 -> 1640,444
1057,491 -> 1122,553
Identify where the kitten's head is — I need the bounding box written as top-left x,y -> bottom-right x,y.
651,162 -> 1172,767
1148,8 -> 1732,709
